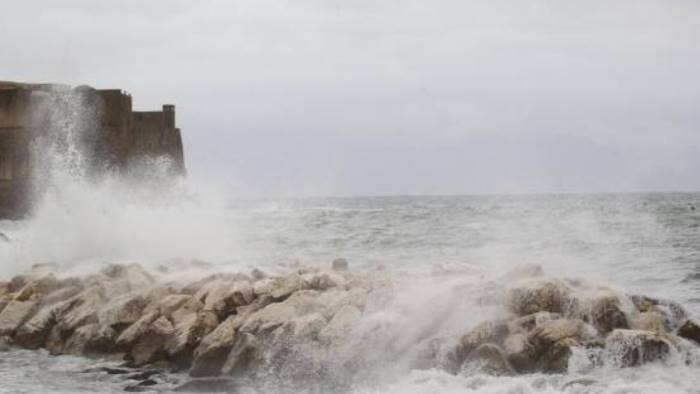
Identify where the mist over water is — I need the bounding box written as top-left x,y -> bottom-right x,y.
2,90 -> 700,393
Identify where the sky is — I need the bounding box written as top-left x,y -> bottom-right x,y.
2,0 -> 700,196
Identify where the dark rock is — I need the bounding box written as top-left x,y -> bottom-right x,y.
677,319 -> 700,345
605,329 -> 672,367
464,343 -> 516,376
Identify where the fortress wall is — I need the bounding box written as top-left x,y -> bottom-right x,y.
0,81 -> 185,219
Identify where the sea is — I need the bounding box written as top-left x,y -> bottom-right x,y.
1,191 -> 700,393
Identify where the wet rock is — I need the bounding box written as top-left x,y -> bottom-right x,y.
46,325 -> 66,355
250,269 -> 267,280
115,311 -> 161,351
630,312 -> 669,333
578,294 -> 630,335
465,343 -> 516,376
526,318 -> 592,372
167,311 -> 219,367
64,323 -> 115,356
332,258 -> 349,271
99,294 -> 147,331
448,320 -> 509,372
190,316 -> 238,377
203,281 -> 254,319
270,274 -> 304,300
129,316 -> 173,366
58,287 -> 105,333
14,274 -> 60,301
605,329 -> 672,367
40,286 -> 83,307
14,304 -> 60,348
221,332 -> 261,375
240,292 -> 320,334
506,278 -> 570,316
507,312 -> 561,335
318,305 -> 360,343
302,272 -> 347,291
503,333 -> 535,373
677,319 -> 700,345
0,300 -> 38,336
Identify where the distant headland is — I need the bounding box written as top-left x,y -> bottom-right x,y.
0,81 -> 185,219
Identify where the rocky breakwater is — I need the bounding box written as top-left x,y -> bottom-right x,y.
445,264 -> 700,376
0,261 -> 699,391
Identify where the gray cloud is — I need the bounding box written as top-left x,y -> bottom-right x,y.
2,0 -> 700,195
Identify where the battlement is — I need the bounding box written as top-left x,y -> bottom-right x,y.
0,81 -> 185,219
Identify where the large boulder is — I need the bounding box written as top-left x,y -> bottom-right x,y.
0,300 -> 37,336
523,318 -> 593,373
464,343 -> 516,376
115,311 -> 161,351
506,279 -> 570,316
318,305 -> 360,344
677,319 -> 700,345
14,303 -> 62,349
203,281 -> 254,319
98,293 -> 147,331
13,274 -> 60,302
630,312 -> 669,333
575,292 -> 630,335
190,316 -> 238,377
166,311 -> 219,367
605,329 -> 672,367
447,320 -> 508,372
129,316 -> 174,366
220,332 -> 261,376
64,323 -> 115,356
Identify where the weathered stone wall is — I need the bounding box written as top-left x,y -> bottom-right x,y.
0,81 -> 185,219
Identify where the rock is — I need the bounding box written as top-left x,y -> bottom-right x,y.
64,323 -> 115,356
464,343 -> 516,376
506,279 -> 570,316
129,316 -> 173,366
14,303 -> 61,349
167,311 -> 219,367
631,312 -> 669,333
115,311 -> 161,351
677,319 -> 700,345
525,318 -> 593,373
318,305 -> 360,343
174,377 -> 239,393
302,272 -> 346,291
503,333 -> 535,372
501,264 -> 544,282
99,294 -> 147,330
221,332 -> 261,376
332,258 -> 349,271
0,300 -> 37,336
39,285 -> 83,307
507,312 -> 561,335
190,316 -> 238,377
58,287 -> 105,333
577,293 -> 630,335
605,329 -> 672,367
146,294 -> 192,316
45,325 -> 65,355
447,320 -> 509,372
270,275 -> 303,300
288,313 -> 326,341
240,292 -> 320,334
203,281 -> 254,319
14,274 -> 60,301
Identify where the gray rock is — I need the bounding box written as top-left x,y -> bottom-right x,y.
221,332 -> 260,376
0,300 -> 37,336
190,316 -> 238,377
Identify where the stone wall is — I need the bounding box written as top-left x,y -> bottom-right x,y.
0,81 -> 185,219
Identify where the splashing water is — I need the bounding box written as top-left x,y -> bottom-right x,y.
1,88 -> 700,393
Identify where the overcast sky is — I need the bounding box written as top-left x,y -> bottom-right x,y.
2,0 -> 700,196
